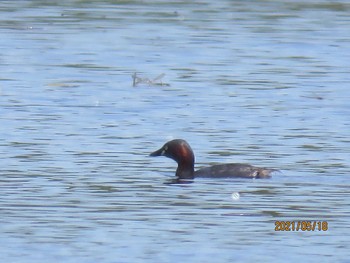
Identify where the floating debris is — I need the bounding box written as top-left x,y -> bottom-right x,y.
132,73 -> 170,87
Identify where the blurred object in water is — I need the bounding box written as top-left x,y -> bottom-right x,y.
132,73 -> 170,87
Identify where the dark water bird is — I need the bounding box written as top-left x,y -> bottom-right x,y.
150,139 -> 276,180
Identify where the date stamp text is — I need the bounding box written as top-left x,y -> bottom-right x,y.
275,221 -> 328,231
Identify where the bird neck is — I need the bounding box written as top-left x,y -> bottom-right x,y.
176,162 -> 195,179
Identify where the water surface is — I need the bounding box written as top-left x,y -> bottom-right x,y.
0,1 -> 349,262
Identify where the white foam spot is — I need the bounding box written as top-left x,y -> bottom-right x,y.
231,192 -> 240,201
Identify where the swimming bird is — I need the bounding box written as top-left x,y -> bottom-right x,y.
150,139 -> 276,180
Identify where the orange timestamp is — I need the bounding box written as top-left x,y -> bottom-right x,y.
275,221 -> 328,231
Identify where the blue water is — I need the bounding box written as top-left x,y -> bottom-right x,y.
0,1 -> 349,262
